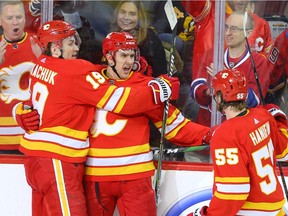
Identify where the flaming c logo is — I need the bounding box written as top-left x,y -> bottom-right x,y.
0,62 -> 34,104
29,0 -> 41,17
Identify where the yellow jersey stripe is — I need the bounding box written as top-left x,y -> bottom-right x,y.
214,191 -> 248,200
20,139 -> 88,158
0,117 -> 17,125
0,136 -> 21,144
155,109 -> 180,128
53,159 -> 71,216
41,126 -> 88,140
96,86 -> 117,109
166,119 -> 189,140
280,128 -> 288,138
215,176 -> 250,183
241,199 -> 286,210
114,87 -> 131,113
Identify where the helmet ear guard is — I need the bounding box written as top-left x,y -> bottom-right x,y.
212,69 -> 248,103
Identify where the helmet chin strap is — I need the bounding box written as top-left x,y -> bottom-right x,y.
108,56 -> 122,79
109,59 -> 122,80
111,65 -> 122,79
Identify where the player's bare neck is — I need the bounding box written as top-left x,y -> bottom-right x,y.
106,68 -> 119,80
225,107 -> 247,120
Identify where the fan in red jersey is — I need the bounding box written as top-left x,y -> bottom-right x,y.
189,69 -> 287,216
15,20 -> 179,216
266,28 -> 288,114
83,31 -> 209,216
226,0 -> 273,56
181,0 -> 272,127
0,1 -> 40,152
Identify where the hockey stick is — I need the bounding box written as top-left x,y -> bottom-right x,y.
243,12 -> 288,200
152,145 -> 209,155
155,0 -> 177,206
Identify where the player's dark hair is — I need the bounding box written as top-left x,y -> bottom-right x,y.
43,43 -> 53,56
216,91 -> 246,113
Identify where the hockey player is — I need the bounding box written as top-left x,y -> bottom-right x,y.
0,0 -> 41,151
190,69 -> 287,216
16,20 -> 179,216
83,31 -> 209,216
264,104 -> 288,162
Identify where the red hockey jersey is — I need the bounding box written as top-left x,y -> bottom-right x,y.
19,55 -> 160,163
181,0 -> 216,83
182,0 -> 272,102
0,32 -> 37,150
207,108 -> 286,216
268,28 -> 288,91
22,0 -> 41,33
85,71 -> 209,181
223,48 -> 271,99
248,13 -> 273,57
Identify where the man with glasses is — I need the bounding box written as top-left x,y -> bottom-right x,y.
227,0 -> 273,57
206,11 -> 270,108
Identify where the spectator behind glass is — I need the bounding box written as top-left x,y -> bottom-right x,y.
185,11 -> 271,162
181,0 -> 224,127
205,11 -> 270,119
22,0 -> 41,33
152,1 -> 198,122
152,0 -> 195,58
110,0 -> 167,77
266,28 -> 288,114
182,1 -> 271,127
0,0 -> 40,153
53,0 -> 100,64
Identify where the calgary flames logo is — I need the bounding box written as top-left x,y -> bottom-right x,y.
29,0 -> 41,17
0,62 -> 34,104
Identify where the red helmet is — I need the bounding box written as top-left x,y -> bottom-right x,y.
37,20 -> 80,48
102,32 -> 139,57
212,69 -> 248,102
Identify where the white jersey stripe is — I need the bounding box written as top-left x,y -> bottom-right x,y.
86,151 -> 153,166
0,126 -> 24,135
24,132 -> 89,149
216,183 -> 250,193
103,87 -> 125,111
